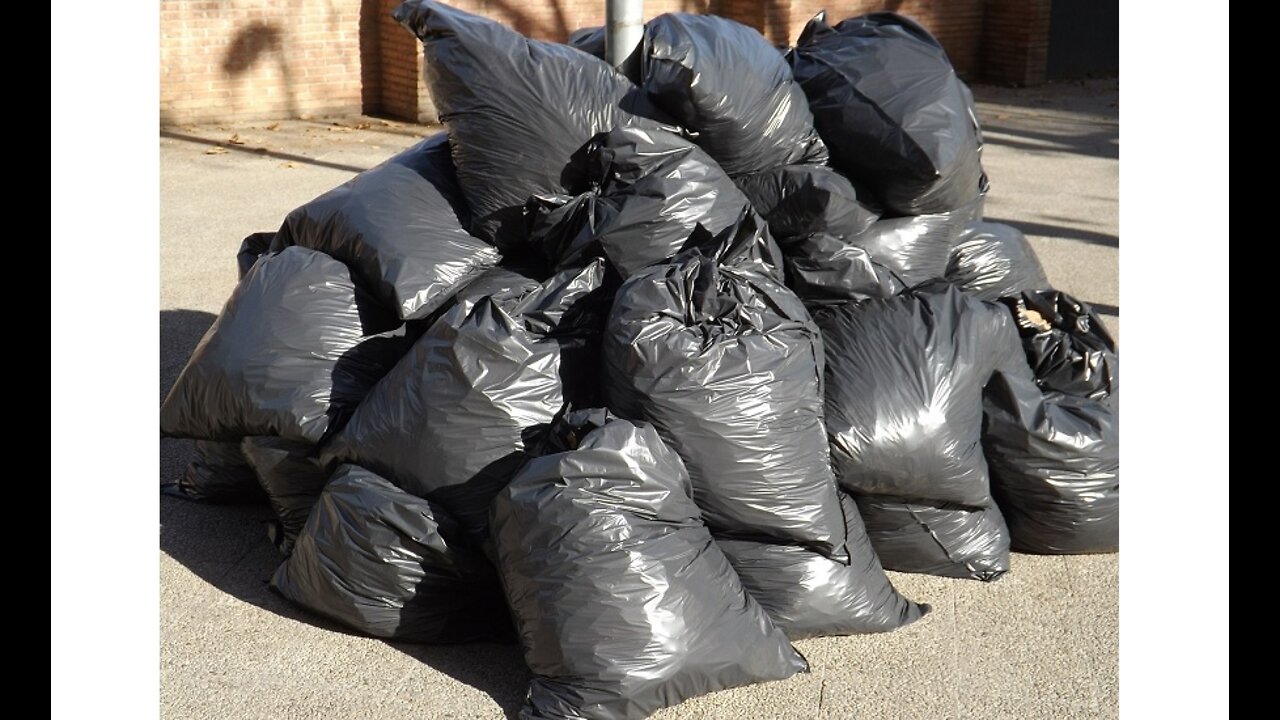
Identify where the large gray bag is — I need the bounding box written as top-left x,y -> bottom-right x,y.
163,440 -> 263,504
946,222 -> 1050,301
241,437 -> 330,555
640,13 -> 827,175
491,410 -> 807,720
789,12 -> 985,215
159,247 -> 405,445
272,464 -> 510,643
271,134 -> 499,321
393,0 -> 663,250
818,283 -> 1024,580
603,252 -> 848,560
324,260 -> 610,540
718,493 -> 928,639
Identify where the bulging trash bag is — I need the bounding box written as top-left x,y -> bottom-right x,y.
271,464 -> 511,643
718,494 -> 928,639
641,13 -> 827,175
817,283 -> 1025,579
491,409 -> 807,720
789,12 -> 985,215
852,201 -> 980,286
946,222 -> 1049,301
1001,290 -> 1118,400
324,260 -> 611,540
394,0 -> 664,250
159,247 -> 405,445
236,232 -> 274,279
983,372 -> 1120,555
272,133 -> 499,321
584,126 -> 766,278
734,164 -> 879,244
241,437 -> 330,555
163,440 -> 264,503
567,26 -> 606,59
603,252 -> 848,560
854,496 -> 1011,580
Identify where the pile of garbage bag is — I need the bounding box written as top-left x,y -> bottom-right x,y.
160,3 -> 1118,717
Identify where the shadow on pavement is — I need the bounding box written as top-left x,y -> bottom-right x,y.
984,216 -> 1119,248
159,308 -> 528,717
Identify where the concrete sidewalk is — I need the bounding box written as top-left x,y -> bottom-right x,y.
160,79 -> 1119,720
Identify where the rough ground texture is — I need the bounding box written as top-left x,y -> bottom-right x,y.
160,79 -> 1119,720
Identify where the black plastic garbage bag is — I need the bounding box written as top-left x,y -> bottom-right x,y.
603,252 -> 848,559
718,494 -> 927,639
734,164 -> 879,243
789,12 -> 985,215
852,202 -> 980,286
491,410 -> 807,720
946,222 -> 1049,301
818,283 -> 1025,579
1001,290 -> 1118,400
241,437 -> 330,555
983,373 -> 1120,554
159,247 -> 404,445
236,232 -> 274,279
272,133 -> 499,321
271,464 -> 510,643
853,496 -> 1011,580
567,26 -> 606,59
641,13 -> 827,175
324,260 -> 610,540
163,440 -> 264,503
394,0 -> 663,250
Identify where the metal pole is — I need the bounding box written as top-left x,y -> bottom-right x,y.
605,0 -> 644,69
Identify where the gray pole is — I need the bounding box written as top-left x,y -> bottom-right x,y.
605,0 -> 644,69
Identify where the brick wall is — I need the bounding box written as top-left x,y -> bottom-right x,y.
160,0 -> 1049,124
160,1 -> 364,123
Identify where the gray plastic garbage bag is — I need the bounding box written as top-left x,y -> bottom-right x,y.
983,372 -> 1120,555
236,232 -> 274,279
734,164 -> 879,244
817,283 -> 1024,579
271,464 -> 510,643
946,222 -> 1049,301
272,133 -> 499,321
491,410 -> 807,720
241,437 -> 330,555
640,13 -> 827,175
163,440 -> 264,504
603,252 -> 848,559
789,12 -> 985,214
853,496 -> 1011,580
159,247 -> 405,445
718,494 -> 927,639
324,260 -> 610,540
393,0 -> 664,250
1000,290 -> 1118,400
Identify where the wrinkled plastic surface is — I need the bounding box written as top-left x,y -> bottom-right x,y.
272,134 -> 499,321
272,464 -> 511,642
604,252 -> 848,559
325,260 -> 610,539
491,410 -> 806,720
789,12 -> 984,214
946,222 -> 1049,301
236,232 -> 274,279
983,373 -> 1119,554
818,283 -> 1024,579
164,440 -> 264,503
854,496 -> 1011,580
159,247 -> 405,444
853,201 -> 981,286
641,13 -> 827,175
1001,290 -> 1118,399
734,164 -> 879,243
719,494 -> 927,639
241,437 -> 330,555
394,0 -> 663,249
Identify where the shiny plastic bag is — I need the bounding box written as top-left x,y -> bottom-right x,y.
241,437 -> 330,555
393,0 -> 663,249
324,260 -> 610,540
491,410 -> 807,720
1001,290 -> 1118,399
718,494 -> 928,639
603,252 -> 848,559
271,464 -> 511,643
236,232 -> 273,279
641,13 -> 827,175
789,12 -> 985,214
163,440 -> 264,504
818,283 -> 1024,579
272,134 -> 499,321
946,222 -> 1049,301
